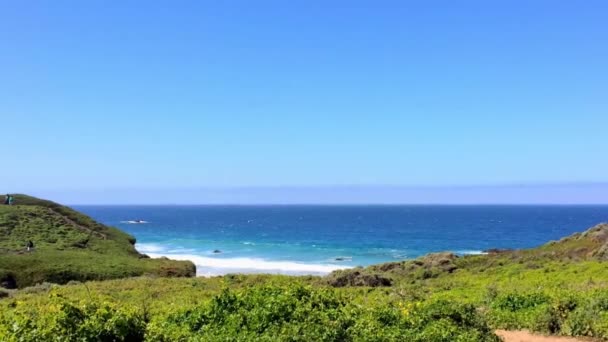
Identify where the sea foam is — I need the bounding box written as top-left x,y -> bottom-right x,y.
456,250 -> 487,255
136,243 -> 168,254
145,252 -> 351,277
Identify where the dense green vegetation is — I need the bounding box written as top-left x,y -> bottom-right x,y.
2,260 -> 608,341
0,195 -> 195,288
0,278 -> 499,341
1,195 -> 608,341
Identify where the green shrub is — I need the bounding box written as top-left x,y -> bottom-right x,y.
146,285 -> 498,342
486,289 -> 608,338
491,292 -> 550,311
0,296 -> 146,341
4,275 -> 608,341
560,291 -> 608,339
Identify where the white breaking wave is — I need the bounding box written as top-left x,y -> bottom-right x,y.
144,252 -> 351,277
457,250 -> 487,255
136,243 -> 168,253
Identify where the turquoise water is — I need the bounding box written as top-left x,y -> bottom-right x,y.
75,205 -> 608,276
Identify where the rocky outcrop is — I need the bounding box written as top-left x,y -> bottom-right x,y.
544,223 -> 608,260
370,252 -> 459,276
583,223 -> 608,259
328,270 -> 392,287
325,222 -> 608,288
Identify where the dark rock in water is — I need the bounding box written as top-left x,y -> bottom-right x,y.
334,257 -> 352,261
213,249 -> 222,254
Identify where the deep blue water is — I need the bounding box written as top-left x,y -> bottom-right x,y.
74,205 -> 608,276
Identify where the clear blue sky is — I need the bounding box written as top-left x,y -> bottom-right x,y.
1,1 -> 607,203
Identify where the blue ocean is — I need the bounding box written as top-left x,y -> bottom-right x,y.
75,205 -> 608,276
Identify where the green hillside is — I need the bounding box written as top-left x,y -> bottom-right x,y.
326,222 -> 608,288
0,195 -> 195,288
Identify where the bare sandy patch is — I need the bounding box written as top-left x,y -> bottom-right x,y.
495,330 -> 596,342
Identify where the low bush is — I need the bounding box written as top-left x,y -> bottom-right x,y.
491,293 -> 550,312
488,289 -> 608,339
0,296 -> 146,341
146,284 -> 499,341
0,283 -> 499,341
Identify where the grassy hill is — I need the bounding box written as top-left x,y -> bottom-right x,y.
0,195 -> 195,288
326,222 -> 608,288
1,197 -> 607,341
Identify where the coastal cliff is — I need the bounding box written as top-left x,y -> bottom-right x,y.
0,195 -> 195,288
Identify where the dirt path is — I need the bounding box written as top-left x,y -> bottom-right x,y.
496,330 -> 593,342
48,208 -> 106,240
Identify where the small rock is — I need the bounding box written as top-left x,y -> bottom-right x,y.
0,275 -> 17,289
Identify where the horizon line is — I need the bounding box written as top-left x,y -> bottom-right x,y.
13,182 -> 608,206
68,202 -> 608,206
13,182 -> 608,192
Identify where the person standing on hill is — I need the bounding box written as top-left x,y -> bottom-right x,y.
26,240 -> 34,252
3,194 -> 8,205
8,195 -> 14,205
